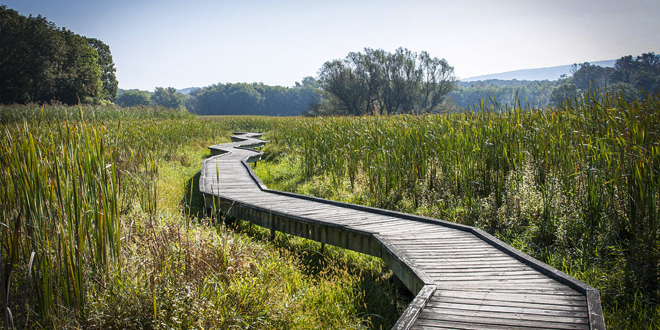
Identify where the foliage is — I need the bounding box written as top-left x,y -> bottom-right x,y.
56,31 -> 103,105
549,83 -> 578,106
255,93 -> 660,329
86,38 -> 119,102
445,52 -> 659,111
604,82 -> 641,101
449,79 -> 557,110
558,52 -> 660,101
612,53 -> 660,95
570,62 -> 614,91
317,48 -> 457,115
0,105 -> 402,329
152,87 -> 185,109
188,80 -> 321,116
0,6 -> 118,105
115,90 -> 152,107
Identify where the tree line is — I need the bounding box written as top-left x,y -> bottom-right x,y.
0,6 -> 118,105
175,48 -> 457,117
116,50 -> 659,116
6,2 -> 646,117
116,82 -> 321,116
447,80 -> 557,110
444,53 -> 660,111
187,81 -> 321,116
549,52 -> 660,105
116,87 -> 188,109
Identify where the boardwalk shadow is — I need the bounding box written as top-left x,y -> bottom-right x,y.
180,170 -> 208,220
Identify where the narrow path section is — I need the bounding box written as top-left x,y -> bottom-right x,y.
200,132 -> 606,330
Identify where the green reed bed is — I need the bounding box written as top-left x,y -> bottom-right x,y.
1,105 -> 392,329
257,92 -> 660,329
0,104 -> 210,327
1,117 -> 121,327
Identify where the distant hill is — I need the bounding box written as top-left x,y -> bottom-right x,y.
463,59 -> 616,82
177,87 -> 201,94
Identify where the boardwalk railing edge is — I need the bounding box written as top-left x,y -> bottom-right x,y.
201,132 -> 606,330
391,285 -> 436,330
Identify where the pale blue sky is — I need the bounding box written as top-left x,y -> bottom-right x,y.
3,0 -> 659,91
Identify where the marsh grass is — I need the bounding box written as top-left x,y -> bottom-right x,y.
255,91 -> 660,329
3,96 -> 658,329
1,116 -> 122,326
229,217 -> 410,329
1,104 -> 398,329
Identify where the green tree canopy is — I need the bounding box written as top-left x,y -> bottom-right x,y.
115,90 -> 152,107
87,38 -> 118,102
611,53 -> 660,95
0,6 -> 118,105
56,30 -> 103,104
570,62 -> 614,91
560,52 -> 660,99
152,87 -> 185,109
188,82 -> 321,116
549,83 -> 579,106
446,80 -> 557,111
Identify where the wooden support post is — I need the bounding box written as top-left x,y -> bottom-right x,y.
320,243 -> 325,254
269,228 -> 275,241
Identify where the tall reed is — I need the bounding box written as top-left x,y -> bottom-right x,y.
269,91 -> 660,309
0,104 -> 224,326
1,117 -> 121,324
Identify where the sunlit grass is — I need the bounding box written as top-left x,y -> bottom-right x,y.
3,94 -> 658,329
1,104 -> 396,329
253,92 -> 660,330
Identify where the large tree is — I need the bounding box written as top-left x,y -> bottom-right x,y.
318,59 -> 369,115
0,6 -> 118,105
318,48 -> 457,115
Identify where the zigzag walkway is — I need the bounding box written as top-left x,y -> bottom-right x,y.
199,132 -> 605,330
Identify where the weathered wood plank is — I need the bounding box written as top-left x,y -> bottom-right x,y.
415,313 -> 589,330
412,318 -> 585,330
424,268 -> 539,276
436,283 -> 574,292
425,301 -> 589,318
432,286 -> 583,296
436,290 -> 587,304
420,305 -> 589,324
433,274 -> 554,281
427,296 -> 588,312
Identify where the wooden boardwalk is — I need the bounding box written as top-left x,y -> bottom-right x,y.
200,132 -> 606,330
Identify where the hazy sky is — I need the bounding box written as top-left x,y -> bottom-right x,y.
3,0 -> 659,91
